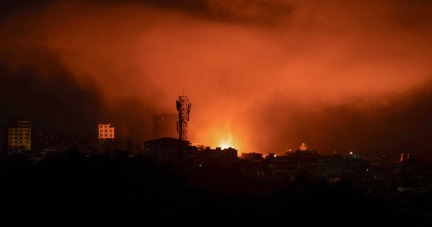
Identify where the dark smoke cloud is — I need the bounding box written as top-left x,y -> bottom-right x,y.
1,0 -> 432,159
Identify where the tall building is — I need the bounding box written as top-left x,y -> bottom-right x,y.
98,124 -> 115,139
7,120 -> 31,151
152,113 -> 177,139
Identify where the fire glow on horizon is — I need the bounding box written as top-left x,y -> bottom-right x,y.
195,127 -> 235,151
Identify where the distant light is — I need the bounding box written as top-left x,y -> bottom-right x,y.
274,154 -> 276,157
366,169 -> 369,171
221,144 -> 230,150
350,152 -> 353,155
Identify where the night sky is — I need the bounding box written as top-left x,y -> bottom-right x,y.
1,0 -> 432,160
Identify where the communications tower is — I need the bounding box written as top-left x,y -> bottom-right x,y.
176,95 -> 191,141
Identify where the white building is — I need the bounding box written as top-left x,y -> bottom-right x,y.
98,124 -> 115,139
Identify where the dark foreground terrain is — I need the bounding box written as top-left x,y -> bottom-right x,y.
1,151 -> 431,225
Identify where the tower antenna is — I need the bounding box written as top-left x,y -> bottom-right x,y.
176,94 -> 191,141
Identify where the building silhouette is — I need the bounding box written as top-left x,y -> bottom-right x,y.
144,137 -> 195,161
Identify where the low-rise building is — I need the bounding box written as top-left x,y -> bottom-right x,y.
314,154 -> 344,183
144,137 -> 193,161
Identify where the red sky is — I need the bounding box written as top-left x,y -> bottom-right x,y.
1,0 -> 432,159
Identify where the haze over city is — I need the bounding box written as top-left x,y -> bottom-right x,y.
1,0 -> 432,159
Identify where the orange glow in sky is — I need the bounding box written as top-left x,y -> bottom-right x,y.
1,0 -> 432,158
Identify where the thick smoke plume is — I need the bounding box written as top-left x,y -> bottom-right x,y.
1,0 -> 432,158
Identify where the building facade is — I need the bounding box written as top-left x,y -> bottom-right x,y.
98,124 -> 115,139
7,120 -> 32,151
